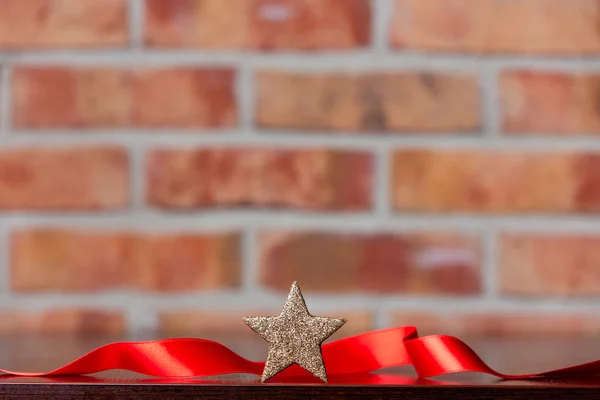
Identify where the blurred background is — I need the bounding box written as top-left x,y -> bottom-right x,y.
0,0 -> 599,341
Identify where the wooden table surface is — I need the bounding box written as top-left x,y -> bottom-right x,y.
0,332 -> 599,399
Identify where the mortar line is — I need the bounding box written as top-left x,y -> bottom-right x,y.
4,291 -> 600,313
237,61 -> 255,134
372,0 -> 393,52
482,228 -> 498,300
481,62 -> 501,137
4,131 -> 600,150
6,51 -> 600,70
126,297 -> 159,335
0,222 -> 9,294
376,299 -> 600,314
129,143 -> 145,210
128,0 -> 144,49
373,145 -> 391,217
2,213 -> 600,232
373,307 -> 391,330
241,227 -> 259,292
0,65 -> 11,140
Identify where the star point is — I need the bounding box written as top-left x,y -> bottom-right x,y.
243,282 -> 346,383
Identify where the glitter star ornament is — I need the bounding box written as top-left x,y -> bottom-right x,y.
243,282 -> 346,383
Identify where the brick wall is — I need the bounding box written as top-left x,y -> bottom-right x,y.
0,0 -> 599,338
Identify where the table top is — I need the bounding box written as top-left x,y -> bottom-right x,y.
0,332 -> 599,399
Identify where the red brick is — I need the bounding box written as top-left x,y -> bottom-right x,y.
0,309 -> 126,335
144,0 -> 371,50
0,147 -> 129,210
131,69 -> 237,127
159,310 -> 372,338
0,0 -> 128,49
391,311 -> 600,337
390,0 -> 600,54
256,70 -> 480,132
501,71 -> 600,135
259,231 -> 481,295
500,234 -> 600,297
391,150 -> 600,213
12,67 -> 236,128
146,148 -> 373,210
11,230 -> 241,292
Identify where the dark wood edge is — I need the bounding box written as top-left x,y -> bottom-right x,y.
0,383 -> 598,400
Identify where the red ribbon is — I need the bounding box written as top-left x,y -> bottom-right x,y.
1,326 -> 599,380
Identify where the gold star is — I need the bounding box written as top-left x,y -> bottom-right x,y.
243,282 -> 346,383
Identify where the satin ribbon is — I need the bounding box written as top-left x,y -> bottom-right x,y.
1,326 -> 599,380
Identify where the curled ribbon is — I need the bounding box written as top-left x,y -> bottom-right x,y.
1,326 -> 599,379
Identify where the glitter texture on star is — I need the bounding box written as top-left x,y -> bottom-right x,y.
243,282 -> 346,383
